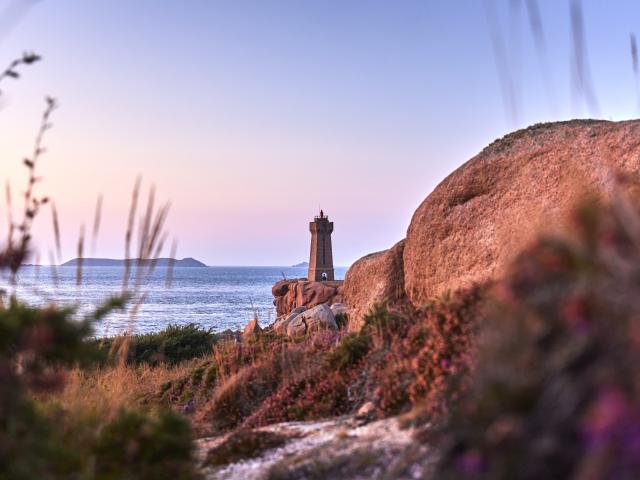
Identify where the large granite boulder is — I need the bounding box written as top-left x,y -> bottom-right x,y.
342,240 -> 406,332
286,304 -> 337,337
273,279 -> 340,316
404,120 -> 640,305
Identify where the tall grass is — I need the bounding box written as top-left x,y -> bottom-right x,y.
0,64 -> 199,478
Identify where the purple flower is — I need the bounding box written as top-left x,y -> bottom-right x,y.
456,449 -> 486,476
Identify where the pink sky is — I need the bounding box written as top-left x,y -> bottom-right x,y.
1,1 -> 638,265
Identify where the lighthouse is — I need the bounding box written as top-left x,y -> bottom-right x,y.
308,210 -> 334,282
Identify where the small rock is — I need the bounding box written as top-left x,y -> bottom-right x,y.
356,401 -> 376,419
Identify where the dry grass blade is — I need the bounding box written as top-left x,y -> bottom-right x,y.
0,50 -> 41,95
114,181 -> 172,362
91,194 -> 102,256
48,250 -> 58,288
165,238 -> 178,288
146,202 -> 170,259
0,2 -> 40,44
137,186 -> 155,263
76,224 -> 84,287
485,0 -> 519,126
631,33 -> 640,113
50,200 -> 61,263
0,97 -> 56,279
5,181 -> 13,248
34,251 -> 40,282
570,0 -> 600,117
122,176 -> 141,293
147,231 -> 168,276
525,0 -> 558,113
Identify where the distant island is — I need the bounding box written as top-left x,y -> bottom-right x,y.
291,261 -> 309,267
60,257 -> 207,267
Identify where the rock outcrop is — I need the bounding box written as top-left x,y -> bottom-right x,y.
272,279 -> 343,317
340,120 -> 640,323
403,120 -> 640,305
196,416 -> 425,480
342,240 -> 406,331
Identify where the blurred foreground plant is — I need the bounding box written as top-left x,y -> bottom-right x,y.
0,91 -> 198,477
434,181 -> 640,479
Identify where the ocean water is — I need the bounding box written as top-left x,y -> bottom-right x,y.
4,266 -> 347,336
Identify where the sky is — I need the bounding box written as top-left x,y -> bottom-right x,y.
0,0 -> 639,266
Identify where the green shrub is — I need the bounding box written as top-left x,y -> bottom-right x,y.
94,408 -> 195,480
0,298 -> 200,479
326,333 -> 371,371
99,323 -> 216,365
204,364 -> 218,389
334,313 -> 348,329
361,304 -> 404,348
191,366 -> 205,386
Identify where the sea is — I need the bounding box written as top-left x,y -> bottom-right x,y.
3,266 -> 347,337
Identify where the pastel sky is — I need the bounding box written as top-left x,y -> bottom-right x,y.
1,0 -> 639,266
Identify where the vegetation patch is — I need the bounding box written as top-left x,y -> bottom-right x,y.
97,323 -> 217,366
326,333 -> 371,372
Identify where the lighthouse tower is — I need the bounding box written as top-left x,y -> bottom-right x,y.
308,210 -> 334,282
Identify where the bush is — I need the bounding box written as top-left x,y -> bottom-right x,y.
334,313 -> 348,329
0,298 -> 200,479
93,408 -> 196,479
326,333 -> 371,371
99,323 -> 217,365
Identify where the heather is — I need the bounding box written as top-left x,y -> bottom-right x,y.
65,288 -> 483,440
432,187 -> 640,479
155,290 -> 484,434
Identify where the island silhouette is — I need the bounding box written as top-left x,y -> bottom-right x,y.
60,257 -> 207,267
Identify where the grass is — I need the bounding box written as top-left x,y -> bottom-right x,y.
326,332 -> 371,371
47,286 -> 481,441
